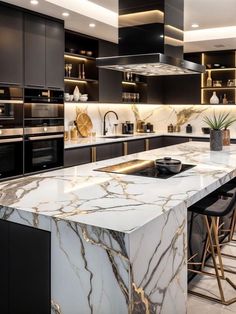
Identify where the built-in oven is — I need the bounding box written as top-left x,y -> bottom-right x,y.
0,86 -> 23,129
24,88 -> 64,174
24,88 -> 64,120
24,126 -> 64,174
0,134 -> 23,180
0,86 -> 24,180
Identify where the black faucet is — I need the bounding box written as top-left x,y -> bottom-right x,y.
103,111 -> 119,135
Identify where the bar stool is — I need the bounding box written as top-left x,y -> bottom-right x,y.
188,191 -> 236,305
202,182 -> 236,274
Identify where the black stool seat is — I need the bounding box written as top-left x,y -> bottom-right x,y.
218,180 -> 236,195
189,193 -> 235,217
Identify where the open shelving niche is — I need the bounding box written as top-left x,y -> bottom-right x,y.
201,50 -> 236,104
64,31 -> 99,102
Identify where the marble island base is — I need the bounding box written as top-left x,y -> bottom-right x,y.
2,142 -> 236,313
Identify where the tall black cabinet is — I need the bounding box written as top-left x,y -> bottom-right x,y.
46,19 -> 64,90
24,13 -> 46,88
0,4 -> 23,86
24,13 -> 64,90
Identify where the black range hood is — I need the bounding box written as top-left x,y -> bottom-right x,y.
96,0 -> 205,76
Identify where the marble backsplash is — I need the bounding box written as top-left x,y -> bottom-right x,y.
65,102 -> 236,137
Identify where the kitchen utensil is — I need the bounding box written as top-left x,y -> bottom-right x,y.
76,112 -> 93,137
186,124 -> 192,133
155,157 -> 182,174
202,127 -> 210,134
167,124 -> 174,133
122,121 -> 134,134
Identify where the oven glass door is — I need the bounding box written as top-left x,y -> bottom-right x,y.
24,103 -> 64,119
0,138 -> 23,179
24,136 -> 64,173
0,101 -> 23,128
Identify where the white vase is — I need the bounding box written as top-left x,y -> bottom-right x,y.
73,86 -> 81,99
210,91 -> 219,104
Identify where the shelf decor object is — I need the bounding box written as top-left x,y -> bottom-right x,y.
210,91 -> 219,104
206,70 -> 212,87
76,112 -> 93,137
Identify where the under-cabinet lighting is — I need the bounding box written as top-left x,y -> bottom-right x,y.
64,54 -> 87,61
62,12 -> 70,17
191,23 -> 199,28
30,0 -> 39,5
89,23 -> 96,28
122,81 -> 136,85
64,79 -> 87,84
202,87 -> 236,90
206,68 -> 236,71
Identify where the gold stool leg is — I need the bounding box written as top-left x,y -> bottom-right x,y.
188,215 -> 226,304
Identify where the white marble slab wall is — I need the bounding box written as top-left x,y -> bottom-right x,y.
65,102 -> 236,137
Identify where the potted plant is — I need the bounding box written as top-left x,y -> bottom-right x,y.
203,112 -> 230,151
222,115 -> 236,146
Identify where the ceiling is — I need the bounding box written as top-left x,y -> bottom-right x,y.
2,0 -> 236,53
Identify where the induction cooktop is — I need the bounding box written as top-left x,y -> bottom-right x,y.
95,159 -> 196,179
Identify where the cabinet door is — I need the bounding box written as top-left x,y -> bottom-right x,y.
9,223 -> 51,314
96,143 -> 123,161
149,136 -> 164,150
24,13 -> 46,88
46,20 -> 64,90
64,147 -> 92,167
162,136 -> 189,147
0,5 -> 23,85
0,220 -> 9,313
127,139 -> 145,154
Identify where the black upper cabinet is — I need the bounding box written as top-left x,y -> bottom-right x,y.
24,13 -> 64,90
0,4 -> 23,86
24,13 -> 46,88
46,19 -> 64,90
99,40 -> 122,103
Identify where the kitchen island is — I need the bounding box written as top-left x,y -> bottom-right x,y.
1,142 -> 236,314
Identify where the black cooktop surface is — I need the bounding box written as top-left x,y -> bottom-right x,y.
95,159 -> 196,179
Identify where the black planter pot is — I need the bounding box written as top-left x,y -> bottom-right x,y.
210,129 -> 223,151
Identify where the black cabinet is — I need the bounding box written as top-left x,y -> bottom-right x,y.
0,4 -> 23,86
99,40 -> 122,103
127,139 -> 145,154
149,136 -> 164,150
64,147 -> 92,167
0,220 -> 51,314
24,13 -> 64,89
24,13 -> 46,88
162,136 -> 190,147
191,137 -> 209,142
0,220 -> 9,313
96,142 -> 123,161
46,19 -> 64,90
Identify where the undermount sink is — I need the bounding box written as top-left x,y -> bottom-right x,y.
99,135 -> 131,139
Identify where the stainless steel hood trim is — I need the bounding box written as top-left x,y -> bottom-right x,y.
96,53 -> 205,76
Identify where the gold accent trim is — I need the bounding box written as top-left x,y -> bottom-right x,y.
123,142 -> 128,156
145,139 -> 149,151
91,147 -> 96,162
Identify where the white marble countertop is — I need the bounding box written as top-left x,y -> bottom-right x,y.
64,131 -> 217,149
1,142 -> 236,233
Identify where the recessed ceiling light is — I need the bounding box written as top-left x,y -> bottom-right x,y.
30,0 -> 39,5
89,23 -> 96,28
62,12 -> 70,17
191,23 -> 199,28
